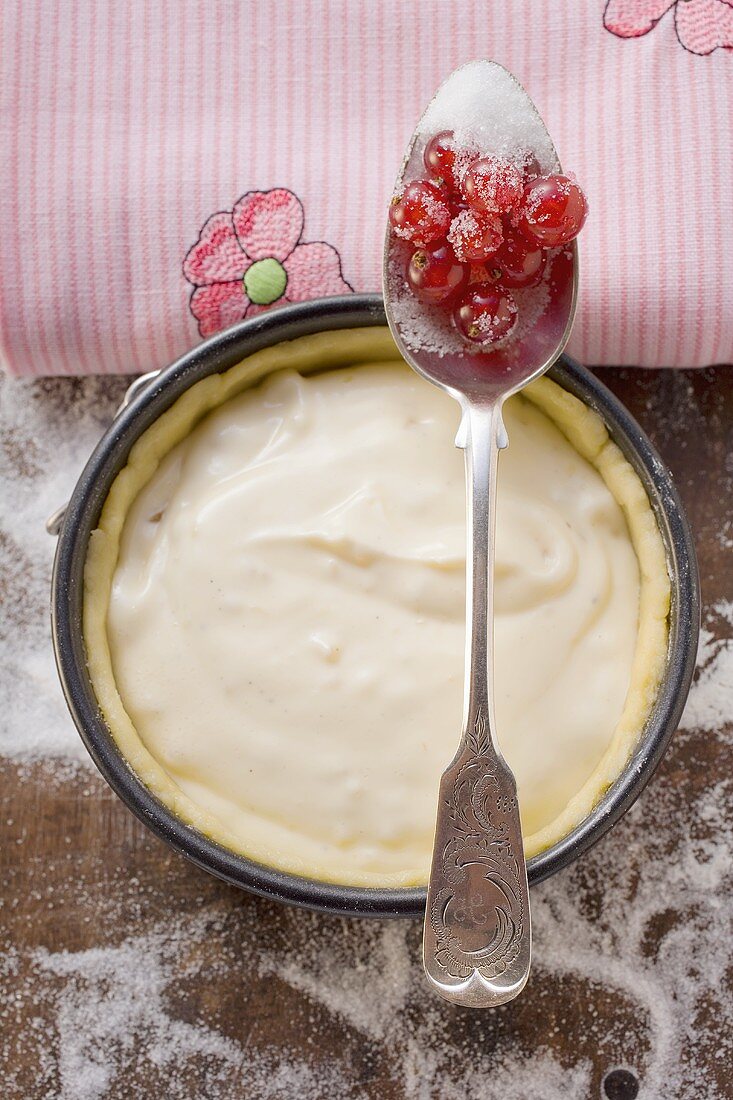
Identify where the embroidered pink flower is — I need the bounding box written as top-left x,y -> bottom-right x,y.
604,0 -> 733,54
184,189 -> 353,337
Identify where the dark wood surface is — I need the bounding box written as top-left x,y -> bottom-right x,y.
1,366 -> 731,1100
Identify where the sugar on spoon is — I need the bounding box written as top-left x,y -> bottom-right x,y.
383,60 -> 579,1007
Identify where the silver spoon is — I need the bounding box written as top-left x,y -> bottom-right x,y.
383,60 -> 578,1008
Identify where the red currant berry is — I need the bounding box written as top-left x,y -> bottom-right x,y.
469,262 -> 491,285
389,179 -> 452,246
518,175 -> 588,248
423,131 -> 477,193
453,283 -> 518,346
423,131 -> 458,190
428,176 -> 452,202
462,157 -> 525,214
448,209 -> 503,263
407,241 -> 469,305
448,196 -> 469,219
489,233 -> 546,289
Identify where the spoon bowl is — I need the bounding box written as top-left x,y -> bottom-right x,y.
383,61 -> 579,1007
384,61 -> 578,402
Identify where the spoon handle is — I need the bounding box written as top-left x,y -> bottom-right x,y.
422,400 -> 531,1007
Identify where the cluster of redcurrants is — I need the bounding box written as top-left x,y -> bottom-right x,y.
389,130 -> 587,347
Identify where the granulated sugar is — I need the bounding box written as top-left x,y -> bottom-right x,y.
6,921 -> 351,1100
418,61 -> 557,174
386,255 -> 468,359
0,371 -> 127,767
36,938 -> 242,1100
717,521 -> 733,550
680,601 -> 733,735
387,255 -> 554,364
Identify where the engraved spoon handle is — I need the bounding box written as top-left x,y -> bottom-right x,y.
422,399 -> 531,1007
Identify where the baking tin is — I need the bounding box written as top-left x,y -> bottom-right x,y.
50,295 -> 699,918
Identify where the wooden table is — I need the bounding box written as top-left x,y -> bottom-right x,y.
1,366 -> 731,1100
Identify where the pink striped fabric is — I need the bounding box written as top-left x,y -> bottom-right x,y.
1,0 -> 732,376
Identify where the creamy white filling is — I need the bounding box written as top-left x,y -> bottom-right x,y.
108,362 -> 640,879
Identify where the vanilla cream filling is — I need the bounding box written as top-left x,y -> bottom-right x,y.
84,328 -> 670,887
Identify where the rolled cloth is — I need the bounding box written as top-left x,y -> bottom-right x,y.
1,0 -> 732,376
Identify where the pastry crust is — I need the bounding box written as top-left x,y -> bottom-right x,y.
83,328 -> 670,886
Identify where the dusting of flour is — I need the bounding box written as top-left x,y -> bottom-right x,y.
0,372 -> 127,767
680,600 -> 733,735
